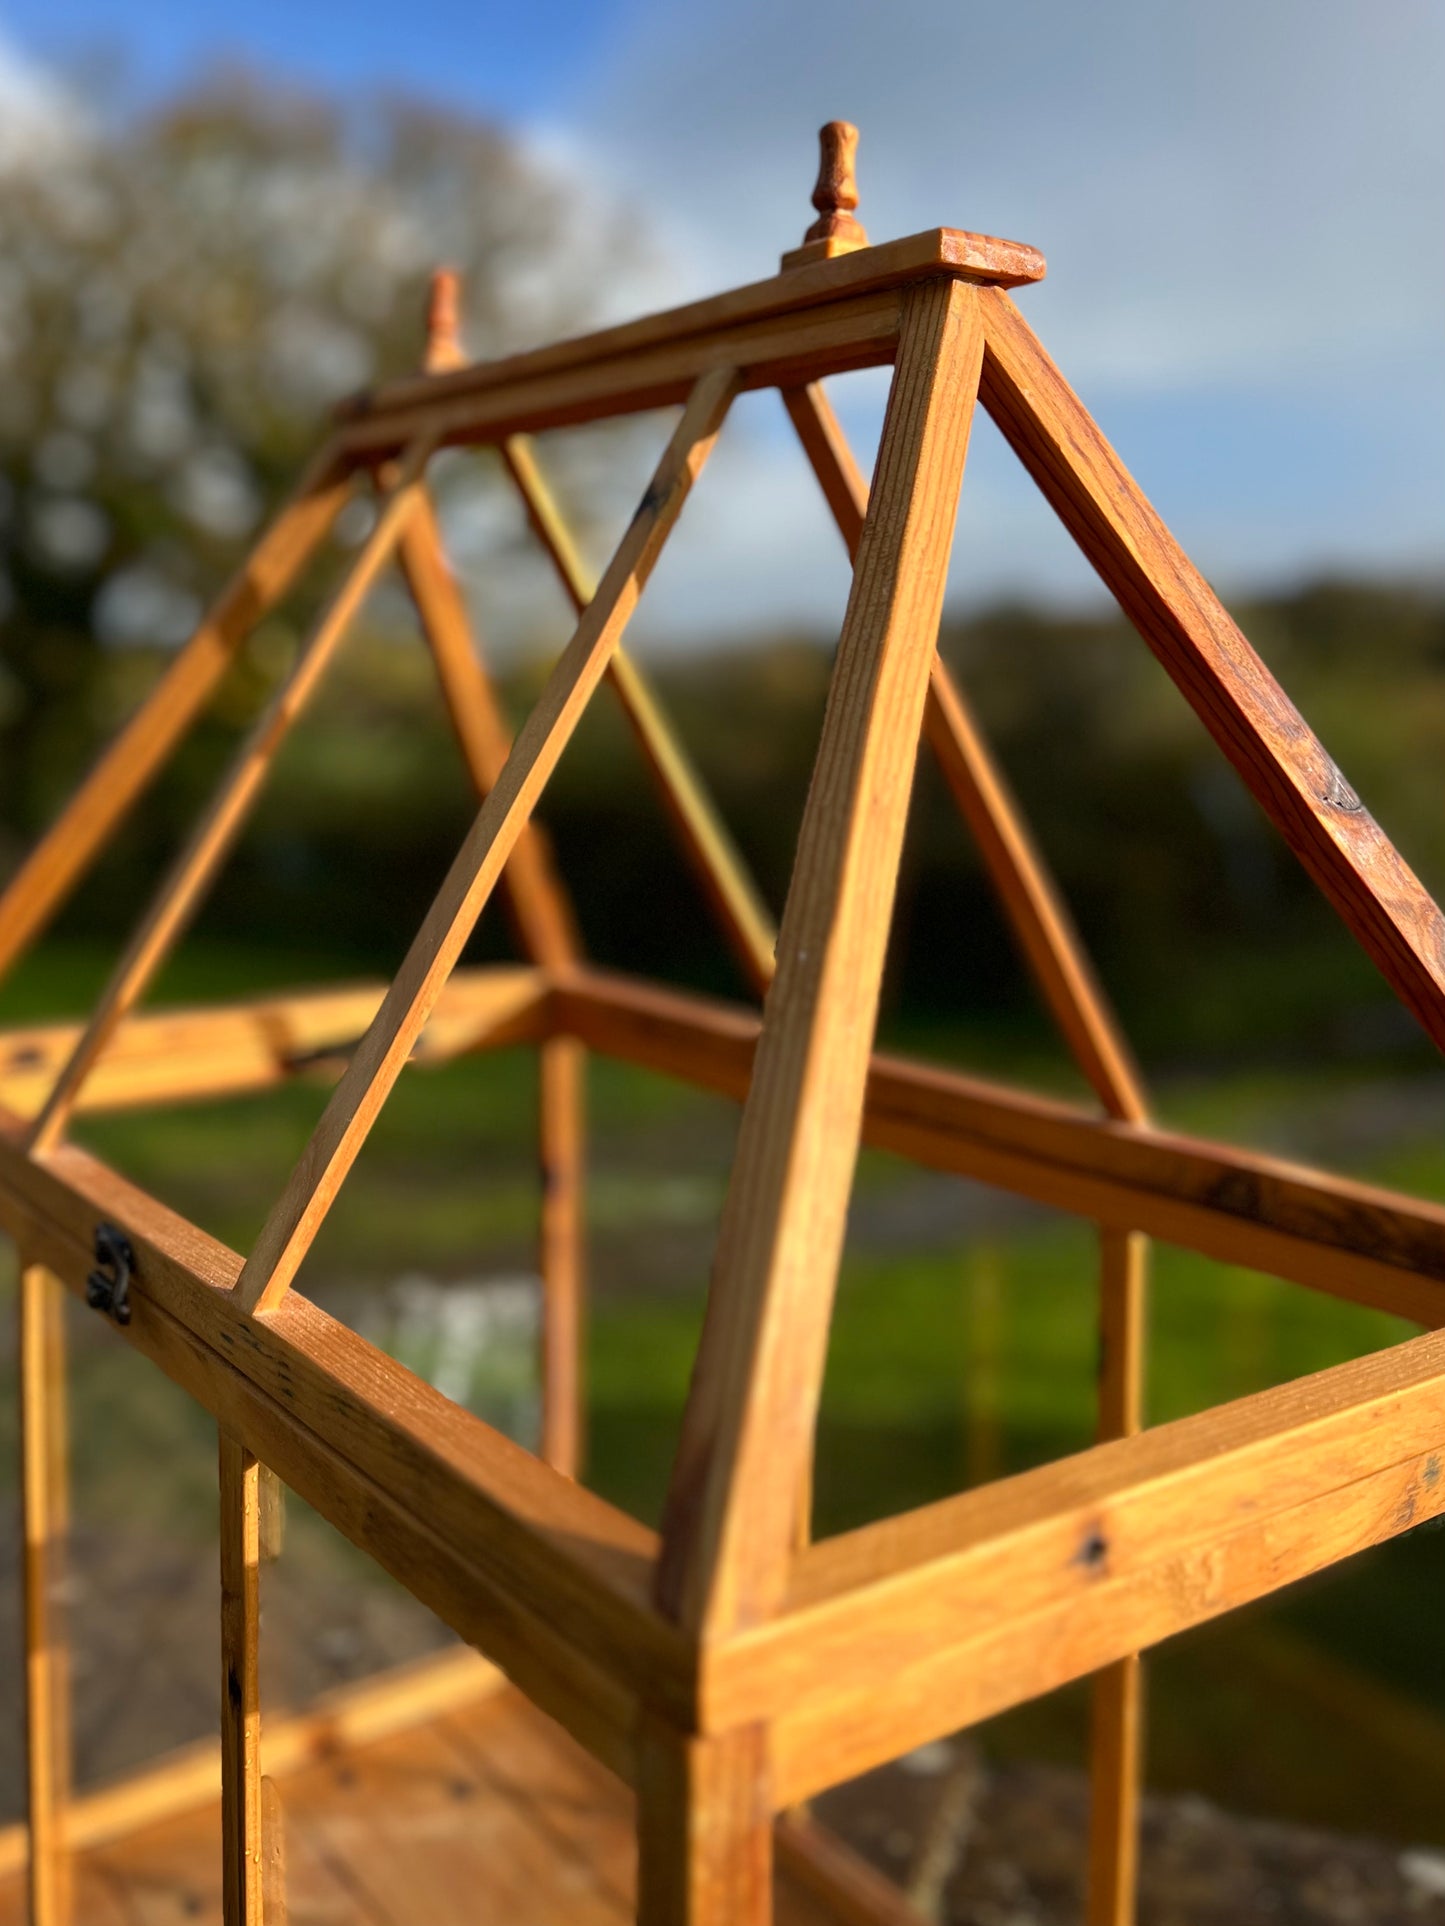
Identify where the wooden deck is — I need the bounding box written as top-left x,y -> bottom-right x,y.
0,1685 -> 913,1925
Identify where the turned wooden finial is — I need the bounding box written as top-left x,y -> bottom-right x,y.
781,121 -> 869,271
423,266 -> 466,373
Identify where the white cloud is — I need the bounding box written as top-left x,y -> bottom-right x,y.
578,0 -> 1445,391
530,0 -> 1445,640
0,28 -> 85,172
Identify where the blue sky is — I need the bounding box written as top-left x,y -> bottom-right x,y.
1,0 -> 1441,643
0,0 -> 626,123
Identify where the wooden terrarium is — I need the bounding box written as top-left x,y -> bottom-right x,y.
3,122 -> 1445,1925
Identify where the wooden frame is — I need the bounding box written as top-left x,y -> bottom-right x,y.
3,126 -> 1443,1926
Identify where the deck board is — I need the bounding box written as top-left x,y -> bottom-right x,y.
0,1686 -> 907,1923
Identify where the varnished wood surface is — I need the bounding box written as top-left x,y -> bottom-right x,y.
784,372 -> 1148,1917
397,489 -> 581,973
782,379 -> 1147,1124
553,968 -> 1445,1325
340,227 -> 1045,437
338,291 -> 902,460
0,1688 -> 914,1926
0,1095 -> 684,1786
539,1034 -> 587,1477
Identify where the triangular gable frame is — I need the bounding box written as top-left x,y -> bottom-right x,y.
4,141 -> 1445,1926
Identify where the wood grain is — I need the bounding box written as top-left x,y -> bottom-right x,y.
656,280 -> 987,1633
638,1719 -> 773,1925
719,1320 -> 1445,1795
1088,1227 -> 1149,1926
7,165 -> 1444,1926
342,227 -> 1044,435
339,292 -> 902,461
0,1103 -> 687,1777
1087,1649 -> 1142,1926
782,379 -> 1147,1123
0,1648 -> 508,1880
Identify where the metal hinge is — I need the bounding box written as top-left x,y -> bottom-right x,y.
86,1222 -> 135,1326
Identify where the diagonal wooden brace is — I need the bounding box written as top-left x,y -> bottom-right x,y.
234,367 -> 740,1313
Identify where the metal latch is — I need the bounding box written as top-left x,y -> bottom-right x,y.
86,1223 -> 135,1326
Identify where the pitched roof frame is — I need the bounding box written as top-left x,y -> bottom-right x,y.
3,123 -> 1444,1926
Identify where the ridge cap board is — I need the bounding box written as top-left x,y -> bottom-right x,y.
337,228 -> 1046,431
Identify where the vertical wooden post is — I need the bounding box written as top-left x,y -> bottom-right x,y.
637,1720 -> 773,1926
538,1035 -> 585,1477
219,1430 -> 263,1926
20,1258 -> 72,1926
261,1777 -> 288,1926
1087,1227 -> 1148,1926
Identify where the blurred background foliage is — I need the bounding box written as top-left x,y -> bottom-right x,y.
0,65 -> 633,897
0,73 -> 1442,1074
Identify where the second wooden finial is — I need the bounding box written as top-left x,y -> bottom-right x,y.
423,266 -> 466,373
781,121 -> 870,271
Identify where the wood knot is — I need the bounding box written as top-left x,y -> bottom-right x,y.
1075,1526 -> 1109,1572
781,121 -> 870,271
424,266 -> 466,373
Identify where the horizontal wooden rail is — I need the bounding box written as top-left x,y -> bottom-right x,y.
0,1104 -> 690,1784
551,969 -> 1445,1326
712,1322 -> 1445,1800
0,967 -> 548,1119
12,956 -> 1440,1326
336,290 -> 901,460
340,228 -> 1044,442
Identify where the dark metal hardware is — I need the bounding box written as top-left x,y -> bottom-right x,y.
86,1222 -> 135,1326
